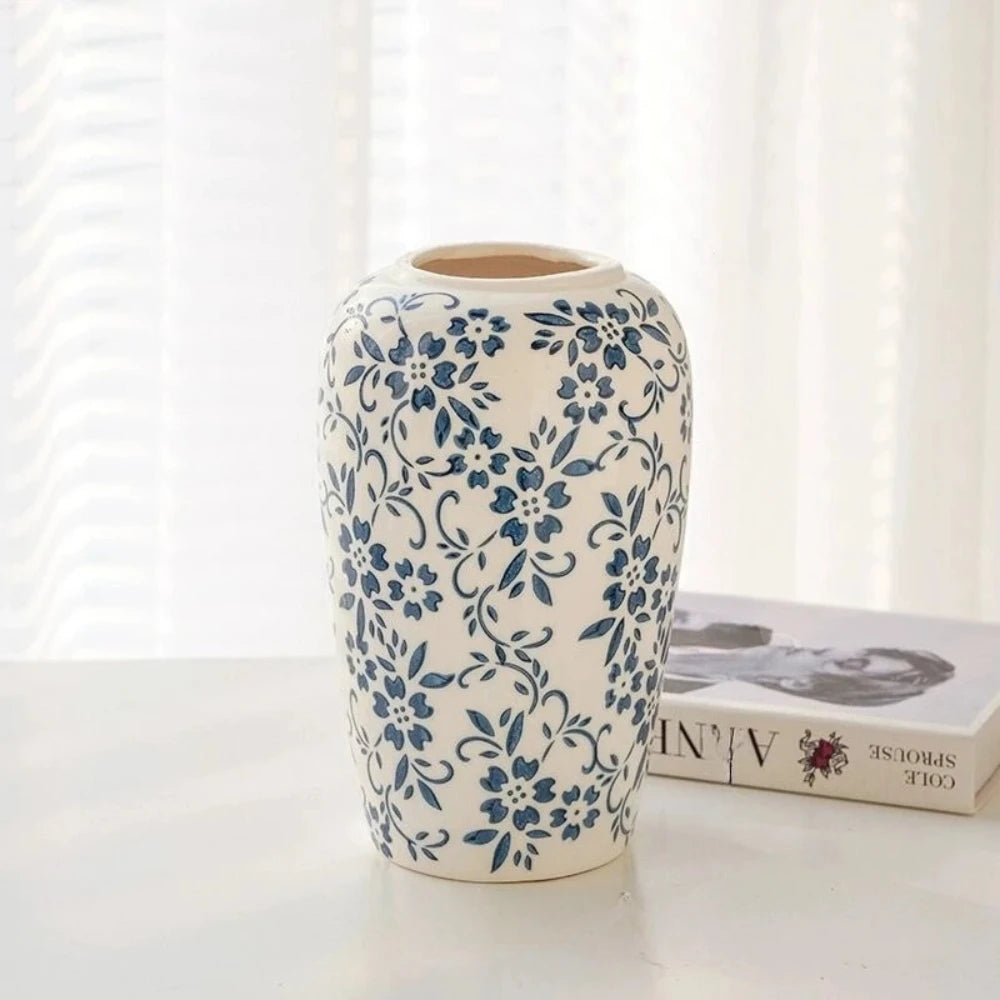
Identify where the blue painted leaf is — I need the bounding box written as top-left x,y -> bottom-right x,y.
458,362 -> 478,383
434,408 -> 451,447
606,619 -> 624,664
420,672 -> 454,688
464,828 -> 497,845
524,312 -> 573,326
506,711 -> 524,753
641,322 -> 670,345
499,707 -> 511,727
408,641 -> 427,679
553,299 -> 572,315
361,332 -> 385,360
510,581 -> 525,598
580,617 -> 615,639
512,447 -> 535,462
531,574 -> 552,605
467,710 -> 495,736
514,682 -> 529,695
448,395 -> 480,429
647,298 -> 659,316
394,755 -> 409,790
491,832 -> 511,872
562,458 -> 595,476
344,365 -> 365,385
551,427 -> 579,468
344,472 -> 356,514
630,489 -> 645,534
567,339 -> 579,365
602,492 -> 622,517
418,780 -> 441,810
500,550 -> 527,590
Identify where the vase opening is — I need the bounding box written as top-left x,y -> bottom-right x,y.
411,243 -> 594,280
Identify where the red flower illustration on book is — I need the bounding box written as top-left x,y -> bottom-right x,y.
798,729 -> 848,787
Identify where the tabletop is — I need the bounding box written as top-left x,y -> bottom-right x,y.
3,656 -> 999,999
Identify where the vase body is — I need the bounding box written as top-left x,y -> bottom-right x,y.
318,243 -> 692,881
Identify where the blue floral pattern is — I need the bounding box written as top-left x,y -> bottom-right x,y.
387,559 -> 442,619
558,363 -> 614,424
491,464 -> 571,547
446,307 -> 510,358
321,275 -> 691,877
448,425 -> 508,488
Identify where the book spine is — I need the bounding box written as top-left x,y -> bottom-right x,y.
648,697 -> 976,813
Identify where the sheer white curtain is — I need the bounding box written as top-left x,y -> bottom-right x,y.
2,0 -> 998,659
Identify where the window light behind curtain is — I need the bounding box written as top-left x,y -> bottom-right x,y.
1,0 -> 998,659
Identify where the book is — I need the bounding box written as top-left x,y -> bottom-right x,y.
649,592 -> 1000,813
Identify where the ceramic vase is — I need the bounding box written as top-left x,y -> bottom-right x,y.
319,243 -> 692,881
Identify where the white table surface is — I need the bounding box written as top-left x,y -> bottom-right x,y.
3,656 -> 999,999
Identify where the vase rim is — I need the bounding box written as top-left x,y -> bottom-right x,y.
398,241 -> 626,291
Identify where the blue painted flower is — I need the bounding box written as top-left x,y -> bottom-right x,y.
575,301 -> 641,370
679,384 -> 692,443
634,692 -> 654,746
446,307 -> 510,358
549,784 -> 600,840
448,426 -> 509,488
338,516 -> 389,607
603,534 -> 660,616
490,465 -> 571,546
557,362 -> 614,424
364,800 -> 393,858
372,673 -> 433,751
477,756 -> 556,830
385,331 -> 457,410
605,647 -> 643,715
387,559 -> 442,619
345,632 -> 377,692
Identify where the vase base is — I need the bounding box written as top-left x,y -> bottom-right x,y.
381,839 -> 630,884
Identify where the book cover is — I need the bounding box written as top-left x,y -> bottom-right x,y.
649,592 -> 1000,813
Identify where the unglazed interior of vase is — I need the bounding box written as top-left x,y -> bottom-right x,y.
413,250 -> 590,279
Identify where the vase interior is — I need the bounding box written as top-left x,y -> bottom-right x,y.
412,245 -> 591,279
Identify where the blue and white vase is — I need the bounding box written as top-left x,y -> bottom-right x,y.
319,243 -> 692,881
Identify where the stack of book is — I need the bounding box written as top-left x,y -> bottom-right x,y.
652,593 -> 1000,814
